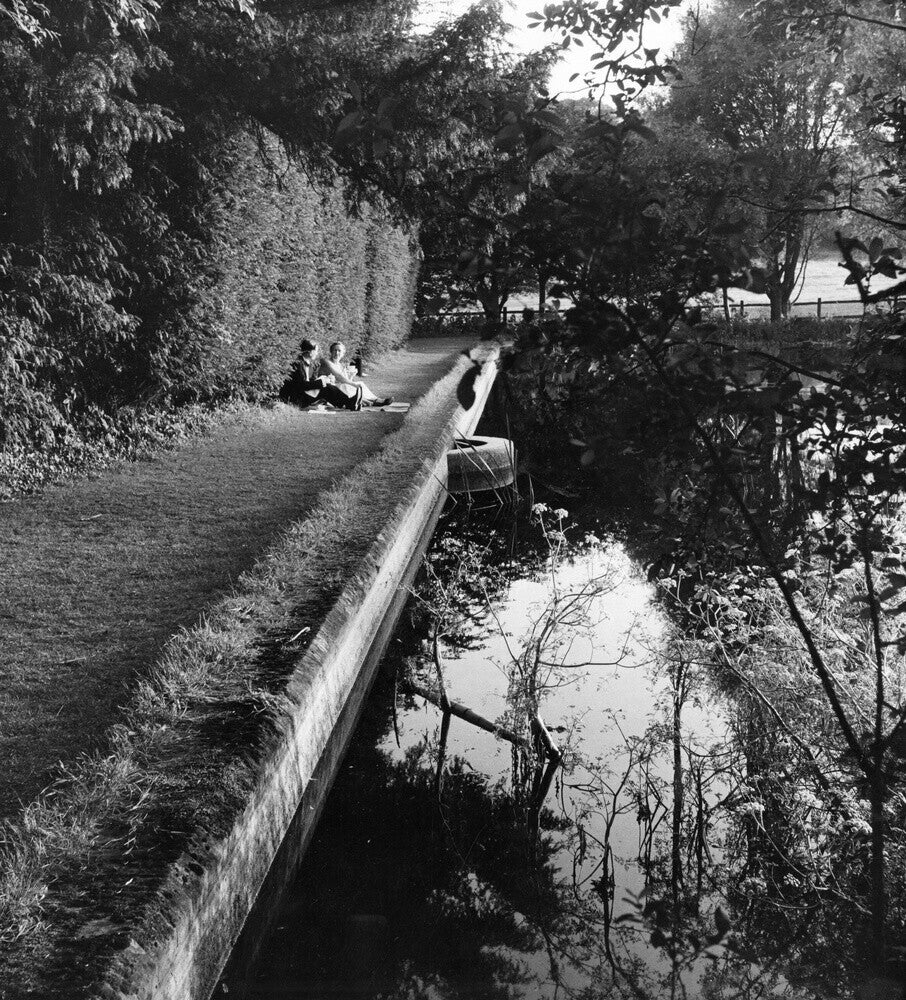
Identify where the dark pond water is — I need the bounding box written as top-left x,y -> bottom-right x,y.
220,504 -> 873,1000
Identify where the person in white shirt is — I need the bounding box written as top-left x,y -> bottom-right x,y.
320,341 -> 392,408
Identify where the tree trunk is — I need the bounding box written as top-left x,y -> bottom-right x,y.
538,271 -> 548,313
768,283 -> 785,323
870,773 -> 887,966
780,219 -> 806,319
766,252 -> 790,322
475,278 -> 505,323
672,668 -> 685,906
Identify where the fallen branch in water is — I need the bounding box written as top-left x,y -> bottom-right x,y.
403,680 -> 532,752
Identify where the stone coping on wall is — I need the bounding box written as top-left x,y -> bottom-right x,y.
79,344 -> 501,1000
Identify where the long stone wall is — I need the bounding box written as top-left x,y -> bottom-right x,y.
95,346 -> 499,1000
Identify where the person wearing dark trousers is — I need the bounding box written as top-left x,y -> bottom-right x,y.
280,339 -> 363,410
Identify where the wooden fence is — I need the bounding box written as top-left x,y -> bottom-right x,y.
700,297 -> 899,320
415,297 -> 894,330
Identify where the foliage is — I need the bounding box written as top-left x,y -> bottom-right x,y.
665,0 -> 854,319
503,289 -> 906,973
530,108 -> 753,311
430,0 -> 906,325
438,0 -> 906,980
492,0 -> 906,919
708,315 -> 854,347
389,503 -> 873,997
0,0 -> 543,492
414,48 -> 566,318
205,133 -> 418,401
410,313 -> 491,339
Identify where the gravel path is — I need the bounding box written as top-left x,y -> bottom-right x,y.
0,337 -> 471,817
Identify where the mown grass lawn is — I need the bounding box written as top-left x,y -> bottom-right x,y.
0,338 -> 470,818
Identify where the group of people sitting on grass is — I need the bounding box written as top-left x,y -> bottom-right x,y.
280,339 -> 393,412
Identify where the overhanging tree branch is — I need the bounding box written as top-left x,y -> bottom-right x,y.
616,309 -> 874,776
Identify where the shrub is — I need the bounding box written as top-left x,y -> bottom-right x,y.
411,314 -> 491,339
706,316 -> 855,348
363,222 -> 420,359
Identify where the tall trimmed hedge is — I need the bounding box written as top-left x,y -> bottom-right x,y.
365,223 -> 422,360
204,134 -> 418,402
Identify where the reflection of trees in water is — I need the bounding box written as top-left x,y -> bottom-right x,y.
400,517 -> 886,998
534,645 -> 735,999
243,504 -> 904,999
400,517 -> 803,996
499,649 -> 852,1000
409,504 -> 551,654
244,670 -> 568,1000
557,640 -> 903,999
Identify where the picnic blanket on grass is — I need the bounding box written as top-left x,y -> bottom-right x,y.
304,401 -> 411,415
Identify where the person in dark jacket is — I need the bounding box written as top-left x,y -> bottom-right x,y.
280,339 -> 363,410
